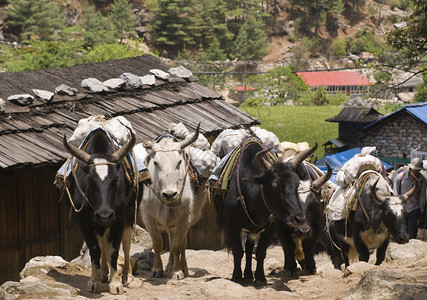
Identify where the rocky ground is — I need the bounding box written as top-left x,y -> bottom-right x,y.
1,229 -> 427,300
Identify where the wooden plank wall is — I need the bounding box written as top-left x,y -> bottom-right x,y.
0,166 -> 81,284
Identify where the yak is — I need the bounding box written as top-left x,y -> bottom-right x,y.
138,124 -> 208,280
214,139 -> 316,285
63,128 -> 140,294
277,161 -> 332,275
325,170 -> 414,269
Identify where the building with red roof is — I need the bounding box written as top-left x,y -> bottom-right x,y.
296,71 -> 371,96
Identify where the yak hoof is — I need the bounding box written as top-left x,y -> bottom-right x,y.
87,279 -> 103,293
109,281 -> 124,295
151,269 -> 164,278
122,273 -> 133,285
172,270 -> 185,280
254,279 -> 267,287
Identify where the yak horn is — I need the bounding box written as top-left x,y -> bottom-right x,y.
179,123 -> 200,149
112,130 -> 136,162
371,177 -> 387,203
63,135 -> 91,164
289,143 -> 318,169
312,162 -> 332,191
403,178 -> 419,202
255,147 -> 272,171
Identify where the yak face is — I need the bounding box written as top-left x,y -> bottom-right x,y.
64,129 -> 135,226
378,196 -> 409,244
144,124 -> 200,207
369,176 -> 409,245
84,155 -> 124,226
146,139 -> 187,207
248,161 -> 310,236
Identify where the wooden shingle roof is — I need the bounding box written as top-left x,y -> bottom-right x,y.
0,55 -> 259,170
326,106 -> 382,123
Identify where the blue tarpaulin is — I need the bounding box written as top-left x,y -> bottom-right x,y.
315,148 -> 392,185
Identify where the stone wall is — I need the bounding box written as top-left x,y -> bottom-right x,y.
362,114 -> 427,159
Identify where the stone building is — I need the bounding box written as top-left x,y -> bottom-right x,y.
324,105 -> 383,155
362,102 -> 427,168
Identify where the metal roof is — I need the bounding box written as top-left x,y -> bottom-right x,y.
315,148 -> 392,184
296,71 -> 370,87
326,106 -> 383,123
364,102 -> 427,130
0,55 -> 259,170
323,138 -> 346,148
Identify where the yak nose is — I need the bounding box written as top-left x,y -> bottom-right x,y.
294,224 -> 312,238
162,191 -> 178,201
95,209 -> 115,225
395,233 -> 409,244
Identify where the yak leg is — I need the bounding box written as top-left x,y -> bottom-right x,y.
243,238 -> 254,283
108,244 -> 124,295
168,227 -> 188,280
146,221 -> 164,278
281,233 -> 298,276
82,230 -> 103,293
375,237 -> 390,265
354,233 -> 370,263
121,226 -> 133,284
180,236 -> 189,276
254,232 -> 270,286
229,229 -> 244,282
302,239 -> 316,274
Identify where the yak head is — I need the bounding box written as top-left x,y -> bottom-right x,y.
245,143 -> 319,237
63,129 -> 135,226
143,124 -> 200,207
370,176 -> 417,244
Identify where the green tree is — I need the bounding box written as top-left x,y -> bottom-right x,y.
233,15 -> 268,60
247,66 -> 309,104
5,0 -> 65,42
149,0 -> 199,56
110,0 -> 136,42
195,0 -> 233,54
199,36 -> 227,61
81,4 -> 116,46
386,0 -> 427,68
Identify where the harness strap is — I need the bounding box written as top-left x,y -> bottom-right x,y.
236,138 -> 262,229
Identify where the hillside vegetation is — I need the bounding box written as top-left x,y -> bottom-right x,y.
0,0 -> 414,70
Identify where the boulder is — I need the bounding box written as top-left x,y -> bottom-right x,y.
103,78 -> 126,89
81,78 -> 109,93
120,72 -> 142,88
150,68 -> 170,80
8,94 -> 34,106
343,269 -> 426,300
168,66 -> 192,78
55,84 -> 78,96
139,74 -> 156,86
32,89 -> 54,102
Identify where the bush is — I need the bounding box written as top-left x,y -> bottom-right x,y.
332,39 -> 347,57
245,97 -> 263,107
327,93 -> 349,105
374,71 -> 392,83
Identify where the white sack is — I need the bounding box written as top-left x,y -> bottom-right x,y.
68,115 -> 133,147
211,127 -> 282,157
187,147 -> 219,178
168,122 -> 210,150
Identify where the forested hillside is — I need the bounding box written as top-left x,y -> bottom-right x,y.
0,0 -> 414,70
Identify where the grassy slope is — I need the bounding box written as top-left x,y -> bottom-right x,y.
240,105 -> 342,158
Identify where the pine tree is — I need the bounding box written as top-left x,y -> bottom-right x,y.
233,15 -> 268,60
5,0 -> 65,42
149,0 -> 199,56
82,5 -> 116,46
110,0 -> 136,43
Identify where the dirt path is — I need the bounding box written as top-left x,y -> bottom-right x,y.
43,241 -> 427,300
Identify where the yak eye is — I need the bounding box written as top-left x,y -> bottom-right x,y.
153,160 -> 159,167
176,160 -> 182,169
272,182 -> 279,189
